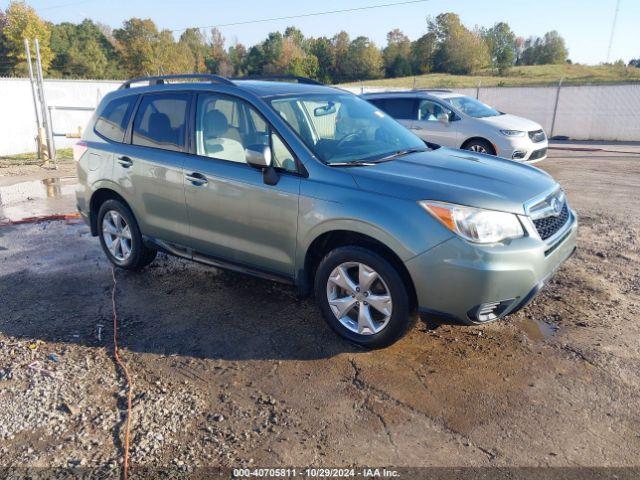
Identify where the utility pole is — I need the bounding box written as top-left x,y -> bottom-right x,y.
550,77 -> 564,138
606,0 -> 621,63
34,38 -> 56,166
24,39 -> 44,159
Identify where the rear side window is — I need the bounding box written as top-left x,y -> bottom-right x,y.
132,93 -> 190,152
374,98 -> 416,120
94,95 -> 136,142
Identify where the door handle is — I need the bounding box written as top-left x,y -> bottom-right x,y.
411,125 -> 423,130
117,156 -> 133,168
185,172 -> 208,186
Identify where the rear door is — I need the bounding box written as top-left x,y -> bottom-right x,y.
113,92 -> 192,245
369,97 -> 417,130
183,92 -> 300,277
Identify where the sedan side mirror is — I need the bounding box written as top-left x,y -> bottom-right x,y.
437,113 -> 449,124
245,145 -> 279,186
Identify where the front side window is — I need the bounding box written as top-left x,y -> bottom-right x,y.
132,93 -> 190,152
445,96 -> 501,118
195,93 -> 297,172
94,95 -> 136,142
418,100 -> 454,122
270,93 -> 426,164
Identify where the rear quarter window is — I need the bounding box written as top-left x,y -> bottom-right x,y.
94,95 -> 137,142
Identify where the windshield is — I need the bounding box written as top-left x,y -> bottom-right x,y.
445,96 -> 501,118
269,93 -> 427,164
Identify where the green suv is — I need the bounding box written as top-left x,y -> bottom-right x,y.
75,74 -> 577,348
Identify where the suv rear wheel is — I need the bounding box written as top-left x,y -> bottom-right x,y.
314,246 -> 411,348
97,199 -> 157,270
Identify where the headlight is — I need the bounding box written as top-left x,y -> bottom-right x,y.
420,201 -> 524,244
500,129 -> 525,137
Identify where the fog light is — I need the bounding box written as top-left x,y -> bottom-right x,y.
512,150 -> 527,160
468,299 -> 515,322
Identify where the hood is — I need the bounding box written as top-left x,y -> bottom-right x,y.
349,147 -> 556,214
477,113 -> 543,132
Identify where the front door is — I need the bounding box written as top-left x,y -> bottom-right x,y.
411,99 -> 459,147
183,92 -> 301,277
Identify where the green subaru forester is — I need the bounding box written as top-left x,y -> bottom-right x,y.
75,74 -> 577,348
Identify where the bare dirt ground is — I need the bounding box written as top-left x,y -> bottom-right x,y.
0,144 -> 639,477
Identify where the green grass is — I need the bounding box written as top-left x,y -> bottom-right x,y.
340,64 -> 640,89
0,147 -> 73,166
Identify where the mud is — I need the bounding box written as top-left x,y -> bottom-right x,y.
0,145 -> 639,472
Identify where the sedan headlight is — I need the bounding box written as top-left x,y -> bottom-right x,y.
420,201 -> 524,244
500,129 -> 525,137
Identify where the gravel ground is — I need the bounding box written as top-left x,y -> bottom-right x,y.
0,146 -> 639,477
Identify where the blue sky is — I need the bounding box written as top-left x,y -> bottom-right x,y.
6,0 -> 640,64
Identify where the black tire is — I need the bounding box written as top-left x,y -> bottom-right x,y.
314,246 -> 411,349
97,199 -> 157,270
462,138 -> 495,155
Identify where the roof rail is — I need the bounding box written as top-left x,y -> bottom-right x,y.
233,74 -> 322,85
413,88 -> 453,93
118,74 -> 235,90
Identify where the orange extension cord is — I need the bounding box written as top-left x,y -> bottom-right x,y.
111,267 -> 133,480
0,213 -> 80,228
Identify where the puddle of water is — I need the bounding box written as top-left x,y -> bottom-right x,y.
0,177 -> 78,222
520,317 -> 558,342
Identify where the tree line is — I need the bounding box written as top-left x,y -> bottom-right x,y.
1,0 -> 624,84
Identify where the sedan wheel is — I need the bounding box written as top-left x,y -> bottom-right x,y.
326,261 -> 393,335
468,144 -> 488,153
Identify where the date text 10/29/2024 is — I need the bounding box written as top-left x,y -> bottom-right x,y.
233,468 -> 401,478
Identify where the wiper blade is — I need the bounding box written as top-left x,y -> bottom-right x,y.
328,161 -> 376,167
374,147 -> 429,162
328,147 -> 430,166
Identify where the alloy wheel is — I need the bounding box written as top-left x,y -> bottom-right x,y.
326,262 -> 393,335
468,144 -> 487,153
102,210 -> 132,262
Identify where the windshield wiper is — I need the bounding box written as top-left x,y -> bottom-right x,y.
328,147 -> 430,167
328,161 -> 377,167
373,147 -> 429,162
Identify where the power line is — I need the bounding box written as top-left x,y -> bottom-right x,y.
168,0 -> 431,33
39,0 -> 98,11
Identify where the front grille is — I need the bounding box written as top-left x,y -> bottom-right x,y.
528,129 -> 546,143
528,147 -> 547,161
533,203 -> 569,240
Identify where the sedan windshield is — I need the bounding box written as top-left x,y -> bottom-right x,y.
269,93 -> 427,164
445,96 -> 501,118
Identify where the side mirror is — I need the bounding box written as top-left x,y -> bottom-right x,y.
245,145 -> 279,186
245,145 -> 272,168
437,113 -> 449,124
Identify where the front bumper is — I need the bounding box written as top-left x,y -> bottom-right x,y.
495,136 -> 548,164
406,210 -> 578,324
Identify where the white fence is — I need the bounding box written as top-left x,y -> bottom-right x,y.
0,77 -> 121,156
347,83 -> 640,142
1,77 -> 639,155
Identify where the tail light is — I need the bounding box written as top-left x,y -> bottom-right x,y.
73,141 -> 88,162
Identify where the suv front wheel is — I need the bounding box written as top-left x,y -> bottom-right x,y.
97,199 -> 157,270
314,246 -> 411,348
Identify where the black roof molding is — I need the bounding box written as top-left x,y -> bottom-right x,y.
118,74 -> 235,90
232,74 -> 322,85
